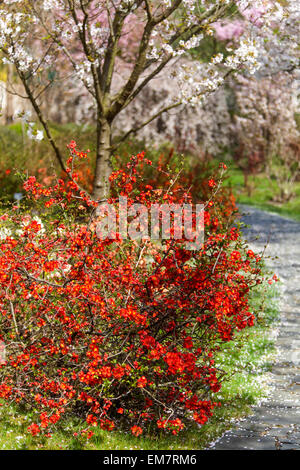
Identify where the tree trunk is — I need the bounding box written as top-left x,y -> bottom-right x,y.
93,118 -> 112,201
5,64 -> 14,125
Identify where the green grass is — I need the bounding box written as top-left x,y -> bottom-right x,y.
224,166 -> 300,221
0,283 -> 280,450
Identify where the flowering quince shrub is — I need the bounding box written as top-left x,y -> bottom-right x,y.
0,142 -> 272,439
114,148 -> 237,228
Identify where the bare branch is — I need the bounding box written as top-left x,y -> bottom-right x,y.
108,0 -> 183,120
16,67 -> 67,174
112,101 -> 182,150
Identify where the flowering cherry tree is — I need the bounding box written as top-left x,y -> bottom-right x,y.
0,0 -> 294,199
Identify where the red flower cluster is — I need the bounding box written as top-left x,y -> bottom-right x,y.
0,145 -> 267,438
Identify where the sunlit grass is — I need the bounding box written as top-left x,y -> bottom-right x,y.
224,166 -> 300,221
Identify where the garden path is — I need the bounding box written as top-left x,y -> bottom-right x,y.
210,205 -> 300,450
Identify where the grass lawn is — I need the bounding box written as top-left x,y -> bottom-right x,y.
225,166 -> 300,222
0,284 -> 279,450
